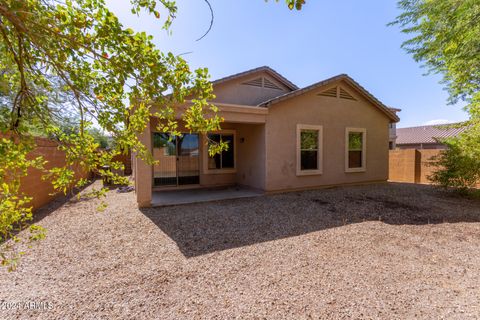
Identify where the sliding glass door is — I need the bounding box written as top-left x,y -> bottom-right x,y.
153,133 -> 177,186
177,134 -> 200,185
153,133 -> 200,187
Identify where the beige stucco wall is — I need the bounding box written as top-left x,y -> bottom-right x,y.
212,71 -> 291,106
235,123 -> 266,190
135,120 -> 153,207
264,80 -> 391,192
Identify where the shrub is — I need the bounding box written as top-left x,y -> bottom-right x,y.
429,126 -> 480,194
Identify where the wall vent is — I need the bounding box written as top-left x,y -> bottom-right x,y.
242,77 -> 263,87
339,88 -> 356,100
242,77 -> 282,90
263,78 -> 282,90
317,86 -> 338,98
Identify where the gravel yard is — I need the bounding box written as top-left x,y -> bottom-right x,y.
1,181 -> 480,319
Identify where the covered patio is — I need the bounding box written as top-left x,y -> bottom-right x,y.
134,102 -> 268,207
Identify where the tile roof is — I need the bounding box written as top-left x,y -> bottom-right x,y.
396,123 -> 467,145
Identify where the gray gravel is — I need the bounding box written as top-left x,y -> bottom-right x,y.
1,181 -> 480,319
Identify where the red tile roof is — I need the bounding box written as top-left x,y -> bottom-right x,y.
396,123 -> 467,145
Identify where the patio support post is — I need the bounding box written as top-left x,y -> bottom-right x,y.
136,118 -> 153,207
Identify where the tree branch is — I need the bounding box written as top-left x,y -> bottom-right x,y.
195,0 -> 214,41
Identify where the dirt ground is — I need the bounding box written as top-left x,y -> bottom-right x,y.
1,181 -> 480,319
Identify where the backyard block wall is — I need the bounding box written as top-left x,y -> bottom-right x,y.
418,149 -> 440,184
152,147 -> 199,179
112,151 -> 132,175
19,137 -> 91,211
389,149 -> 441,184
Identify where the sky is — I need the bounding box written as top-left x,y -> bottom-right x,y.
105,0 -> 469,128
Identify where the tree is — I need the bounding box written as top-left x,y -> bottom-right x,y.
284,0 -> 305,10
87,127 -> 112,149
392,0 -> 480,191
0,0 -> 305,269
428,127 -> 480,193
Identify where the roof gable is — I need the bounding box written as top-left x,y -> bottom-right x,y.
316,86 -> 357,101
259,74 -> 400,123
211,66 -> 298,91
210,68 -> 296,106
241,76 -> 285,91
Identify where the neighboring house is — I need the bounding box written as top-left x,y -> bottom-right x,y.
133,66 -> 399,207
388,108 -> 401,149
396,123 -> 466,149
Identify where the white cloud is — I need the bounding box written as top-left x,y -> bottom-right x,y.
423,119 -> 452,126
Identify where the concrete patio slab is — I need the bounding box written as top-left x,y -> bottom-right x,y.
151,186 -> 263,207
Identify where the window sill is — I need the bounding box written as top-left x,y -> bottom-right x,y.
296,170 -> 323,176
345,168 -> 366,173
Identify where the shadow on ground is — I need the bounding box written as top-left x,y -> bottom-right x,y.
140,183 -> 480,258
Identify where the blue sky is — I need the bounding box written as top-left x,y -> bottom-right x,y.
106,0 -> 469,128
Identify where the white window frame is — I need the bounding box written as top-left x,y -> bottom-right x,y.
203,130 -> 236,174
345,127 -> 367,173
296,124 -> 323,176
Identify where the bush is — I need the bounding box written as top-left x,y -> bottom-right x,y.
0,137 -> 46,271
429,126 -> 480,194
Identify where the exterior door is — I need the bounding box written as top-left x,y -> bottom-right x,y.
152,133 -> 200,187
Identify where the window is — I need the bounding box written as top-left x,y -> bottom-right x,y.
153,133 -> 176,156
207,132 -> 235,170
296,124 -> 323,176
301,131 -> 319,170
345,128 -> 366,172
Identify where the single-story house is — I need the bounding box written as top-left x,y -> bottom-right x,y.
133,66 -> 399,207
396,123 -> 466,149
